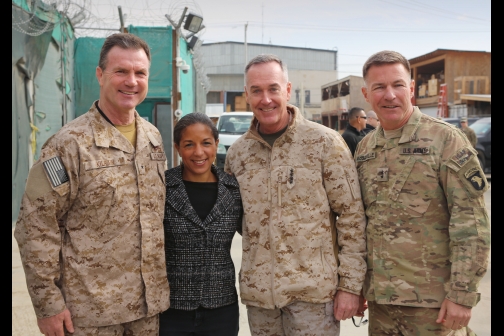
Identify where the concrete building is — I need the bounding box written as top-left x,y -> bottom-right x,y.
409,49 -> 491,117
201,41 -> 338,121
320,75 -> 371,133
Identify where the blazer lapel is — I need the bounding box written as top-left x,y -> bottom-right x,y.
201,181 -> 235,227
165,167 -> 204,228
201,167 -> 239,227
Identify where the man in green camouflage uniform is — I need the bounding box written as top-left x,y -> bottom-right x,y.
14,33 -> 170,336
354,50 -> 490,335
225,54 -> 367,336
460,117 -> 477,148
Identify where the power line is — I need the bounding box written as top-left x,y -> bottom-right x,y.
204,21 -> 489,33
393,0 -> 489,23
377,0 -> 489,25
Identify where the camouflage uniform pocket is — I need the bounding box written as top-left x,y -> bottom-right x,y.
357,163 -> 377,208
390,158 -> 436,218
80,169 -> 116,207
76,169 -> 118,238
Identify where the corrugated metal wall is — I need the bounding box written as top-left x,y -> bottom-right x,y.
202,42 -> 337,74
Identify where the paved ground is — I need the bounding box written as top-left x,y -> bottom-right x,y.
12,182 -> 490,335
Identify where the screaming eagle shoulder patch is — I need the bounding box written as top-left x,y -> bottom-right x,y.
464,166 -> 486,191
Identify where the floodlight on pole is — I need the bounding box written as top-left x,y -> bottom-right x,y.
184,13 -> 203,33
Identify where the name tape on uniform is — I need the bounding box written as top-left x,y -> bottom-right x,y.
400,147 -> 430,155
84,157 -> 126,170
356,152 -> 376,162
151,152 -> 166,161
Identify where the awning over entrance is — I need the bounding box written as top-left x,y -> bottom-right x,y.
460,94 -> 491,103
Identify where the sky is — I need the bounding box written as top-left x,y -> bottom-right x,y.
69,0 -> 491,78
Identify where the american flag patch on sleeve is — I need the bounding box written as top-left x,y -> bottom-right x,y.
43,156 -> 69,187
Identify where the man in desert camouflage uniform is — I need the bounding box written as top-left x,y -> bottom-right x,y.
224,54 -> 367,336
14,33 -> 170,336
354,50 -> 490,335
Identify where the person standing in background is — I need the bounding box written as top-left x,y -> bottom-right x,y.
341,107 -> 367,156
460,117 -> 477,148
362,110 -> 380,135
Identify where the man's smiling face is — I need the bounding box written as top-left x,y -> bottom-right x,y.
96,46 -> 150,116
245,61 -> 292,134
362,63 -> 415,130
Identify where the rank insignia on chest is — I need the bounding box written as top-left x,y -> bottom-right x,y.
464,166 -> 486,191
377,167 -> 389,182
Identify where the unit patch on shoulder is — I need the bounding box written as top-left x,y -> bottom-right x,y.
450,147 -> 474,168
464,166 -> 486,191
43,156 -> 69,187
356,152 -> 376,162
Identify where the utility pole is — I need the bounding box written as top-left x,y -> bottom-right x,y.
166,7 -> 188,167
165,7 -> 204,167
244,22 -> 248,86
118,6 -> 126,33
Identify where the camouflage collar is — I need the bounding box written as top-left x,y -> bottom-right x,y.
88,101 -> 157,153
368,107 -> 422,148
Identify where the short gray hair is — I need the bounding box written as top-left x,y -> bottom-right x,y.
366,110 -> 378,119
362,50 -> 411,81
99,33 -> 151,70
245,54 -> 288,82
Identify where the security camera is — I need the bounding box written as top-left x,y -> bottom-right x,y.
181,63 -> 190,73
175,57 -> 190,73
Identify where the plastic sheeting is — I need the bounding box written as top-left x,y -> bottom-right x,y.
12,2 -> 75,223
73,37 -> 103,117
128,26 -> 173,100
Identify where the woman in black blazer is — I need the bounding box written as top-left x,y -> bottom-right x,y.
159,113 -> 242,336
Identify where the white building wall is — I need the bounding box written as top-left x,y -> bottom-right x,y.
202,42 -> 338,120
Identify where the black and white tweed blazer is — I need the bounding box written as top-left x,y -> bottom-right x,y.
163,165 -> 243,310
